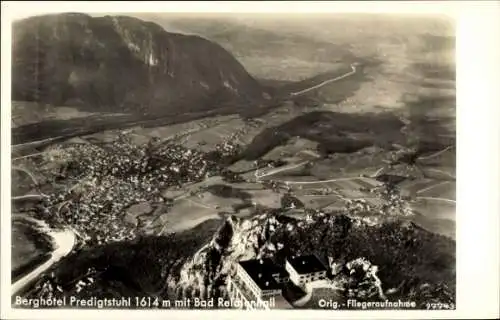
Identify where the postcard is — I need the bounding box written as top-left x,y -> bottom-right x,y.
1,1 -> 499,320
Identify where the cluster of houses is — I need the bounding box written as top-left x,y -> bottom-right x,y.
227,254 -> 328,310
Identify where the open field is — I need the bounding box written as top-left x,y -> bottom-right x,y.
155,198 -> 220,235
11,220 -> 52,281
412,198 -> 456,221
11,102 -> 110,128
409,199 -> 456,240
12,107 -> 455,235
11,223 -> 48,271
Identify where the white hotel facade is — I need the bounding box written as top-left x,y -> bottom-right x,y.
228,255 -> 328,309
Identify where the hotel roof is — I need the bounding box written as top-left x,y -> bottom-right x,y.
287,254 -> 327,275
238,258 -> 282,291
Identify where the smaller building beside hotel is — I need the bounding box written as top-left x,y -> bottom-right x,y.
285,254 -> 328,286
228,254 -> 329,309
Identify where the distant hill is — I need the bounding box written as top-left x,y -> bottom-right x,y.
12,13 -> 265,114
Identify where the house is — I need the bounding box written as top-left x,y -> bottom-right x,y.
228,258 -> 292,309
285,254 -> 328,286
229,255 -> 331,309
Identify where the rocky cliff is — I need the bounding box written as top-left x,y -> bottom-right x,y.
172,212 -> 455,307
12,13 -> 265,113
25,211 -> 455,309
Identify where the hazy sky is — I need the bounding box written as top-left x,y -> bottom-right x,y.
13,11 -> 454,38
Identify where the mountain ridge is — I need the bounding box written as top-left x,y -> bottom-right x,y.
12,13 -> 266,114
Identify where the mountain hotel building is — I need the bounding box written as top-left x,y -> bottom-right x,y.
228,254 -> 328,309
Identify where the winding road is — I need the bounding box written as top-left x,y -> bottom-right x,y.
11,218 -> 76,296
417,181 -> 450,194
255,161 -> 310,180
290,63 -> 358,96
416,196 -> 456,204
419,146 -> 453,161
281,176 -> 365,185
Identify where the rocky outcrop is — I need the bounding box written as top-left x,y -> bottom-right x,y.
173,214 -> 283,299
343,257 -> 386,300
23,210 -> 455,308
173,212 -> 366,301
172,211 -> 455,307
12,13 -> 265,113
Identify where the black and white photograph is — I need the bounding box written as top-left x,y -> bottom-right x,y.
1,2 -> 499,319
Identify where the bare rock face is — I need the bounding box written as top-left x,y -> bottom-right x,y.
171,210 -> 454,308
22,207 -> 454,308
174,214 -> 284,299
173,212 -> 354,300
12,13 -> 264,113
342,257 -> 387,300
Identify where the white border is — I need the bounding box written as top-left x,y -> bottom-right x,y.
1,1 -> 499,319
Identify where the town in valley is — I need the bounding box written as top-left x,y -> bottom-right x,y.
10,12 -> 456,310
